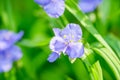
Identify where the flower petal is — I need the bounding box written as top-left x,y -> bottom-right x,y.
5,46 -> 23,61
0,60 -> 12,72
0,46 -> 22,72
50,37 -> 66,52
0,30 -> 23,50
34,0 -> 50,6
0,41 -> 9,50
8,31 -> 24,44
47,52 -> 59,62
79,0 -> 102,13
60,23 -> 82,42
65,42 -> 84,58
53,28 -> 61,36
43,0 -> 65,18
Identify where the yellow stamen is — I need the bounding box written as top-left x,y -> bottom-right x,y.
71,35 -> 74,38
63,35 -> 67,38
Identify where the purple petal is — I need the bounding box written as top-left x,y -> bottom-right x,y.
60,23 -> 82,42
43,0 -> 65,18
50,37 -> 66,52
47,52 -> 59,62
0,30 -> 23,50
0,46 -> 22,72
8,31 -> 24,44
0,41 -> 9,51
79,0 -> 102,13
65,42 -> 84,58
0,30 -> 23,42
5,46 -> 22,61
34,0 -> 50,6
0,60 -> 12,72
53,28 -> 61,36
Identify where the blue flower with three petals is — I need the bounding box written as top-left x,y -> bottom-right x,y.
79,0 -> 102,13
48,23 -> 84,62
0,30 -> 23,72
35,0 -> 65,18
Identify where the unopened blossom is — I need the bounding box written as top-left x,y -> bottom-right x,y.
79,0 -> 102,13
48,23 -> 84,62
35,0 -> 65,18
0,30 -> 23,72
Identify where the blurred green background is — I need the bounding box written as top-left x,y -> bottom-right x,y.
0,0 -> 120,80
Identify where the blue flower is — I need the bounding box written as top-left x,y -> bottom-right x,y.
48,23 -> 84,62
0,30 -> 23,72
79,0 -> 102,13
35,0 -> 65,18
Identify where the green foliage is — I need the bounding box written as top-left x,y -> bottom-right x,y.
0,0 -> 120,80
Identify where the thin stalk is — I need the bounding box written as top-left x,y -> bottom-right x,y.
2,0 -> 16,30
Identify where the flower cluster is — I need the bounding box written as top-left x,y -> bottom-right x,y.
48,23 -> 84,62
79,0 -> 102,13
34,0 -> 65,18
0,30 -> 23,72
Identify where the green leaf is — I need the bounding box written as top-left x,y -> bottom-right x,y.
91,61 -> 103,80
19,38 -> 50,47
93,48 -> 120,79
1,0 -> 16,31
105,34 -> 120,59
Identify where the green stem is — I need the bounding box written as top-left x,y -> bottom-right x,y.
60,14 -> 69,25
80,54 -> 94,80
1,0 -> 16,30
80,59 -> 94,80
